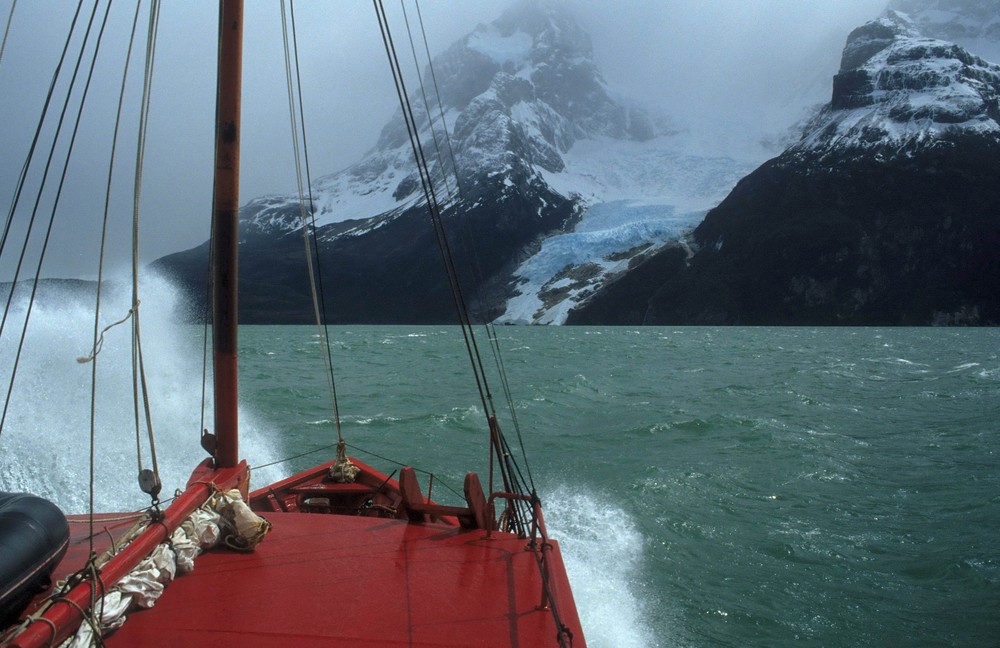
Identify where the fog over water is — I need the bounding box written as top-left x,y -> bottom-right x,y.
0,0 -> 886,279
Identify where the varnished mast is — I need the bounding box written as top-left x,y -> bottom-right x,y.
211,0 -> 243,468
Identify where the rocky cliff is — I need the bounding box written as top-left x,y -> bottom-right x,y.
568,10 -> 1000,325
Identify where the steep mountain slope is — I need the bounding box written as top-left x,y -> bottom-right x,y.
567,10 -> 1000,325
153,1 -> 764,323
159,1 -> 593,322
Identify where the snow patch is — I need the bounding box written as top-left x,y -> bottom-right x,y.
467,26 -> 533,65
795,20 -> 1000,156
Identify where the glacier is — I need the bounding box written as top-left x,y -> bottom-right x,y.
496,132 -> 768,324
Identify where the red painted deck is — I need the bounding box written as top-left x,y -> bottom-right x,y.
6,461 -> 584,647
101,512 -> 583,646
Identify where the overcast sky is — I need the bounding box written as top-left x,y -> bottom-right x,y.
0,0 -> 887,280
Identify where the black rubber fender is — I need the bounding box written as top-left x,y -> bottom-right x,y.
0,492 -> 70,628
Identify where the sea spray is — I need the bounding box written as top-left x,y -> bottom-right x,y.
0,273 -> 283,514
542,484 -> 664,648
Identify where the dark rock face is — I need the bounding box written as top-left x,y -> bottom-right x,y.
831,69 -> 877,109
154,174 -> 577,324
840,19 -> 906,71
567,12 -> 1000,326
568,136 -> 1000,325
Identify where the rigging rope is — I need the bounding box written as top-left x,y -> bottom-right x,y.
376,0 -> 543,539
394,0 -> 537,519
199,8 -> 219,447
413,0 -> 463,201
88,0 -> 147,559
398,0 -> 456,207
280,0 -> 356,481
376,0 -> 517,526
0,0 -> 104,439
78,307 -> 135,364
409,0 -> 537,495
279,0 -> 343,443
0,0 -> 16,67
288,0 -> 344,444
0,0 -> 82,278
0,0 -> 89,340
418,0 -> 535,493
373,0 -> 495,425
199,240 -> 212,443
128,0 -> 163,502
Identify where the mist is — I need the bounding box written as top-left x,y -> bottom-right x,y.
0,0 -> 887,280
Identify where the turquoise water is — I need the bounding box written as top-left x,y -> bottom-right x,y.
3,312 -> 998,646
236,326 -> 1000,648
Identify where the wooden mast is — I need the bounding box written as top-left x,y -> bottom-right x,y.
212,0 -> 243,468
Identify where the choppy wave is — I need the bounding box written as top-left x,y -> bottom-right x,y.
0,273 -> 282,513
5,319 -> 999,646
543,485 -> 664,648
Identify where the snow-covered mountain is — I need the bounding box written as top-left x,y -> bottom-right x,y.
155,0 -> 1000,326
568,6 -> 1000,325
156,0 -> 767,324
240,0 -> 657,239
789,10 -> 1000,159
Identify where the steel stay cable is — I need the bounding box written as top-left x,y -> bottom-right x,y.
0,0 -> 109,438
491,328 -> 535,487
384,1 -> 535,527
377,35 -> 522,499
382,1 -> 535,536
0,0 -> 16,67
0,0 -> 91,342
409,1 -> 489,389
411,6 -> 527,451
380,3 -> 467,300
88,0 -> 146,555
406,0 -> 536,492
399,0 -> 455,207
288,0 -> 345,444
279,0 -> 343,443
491,421 -> 529,532
0,0 -> 84,269
374,3 -> 463,314
373,0 -> 495,428
372,2 -> 473,364
413,0 -> 463,201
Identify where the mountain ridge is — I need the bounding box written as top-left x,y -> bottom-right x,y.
155,0 -> 761,324
152,0 -> 1000,326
